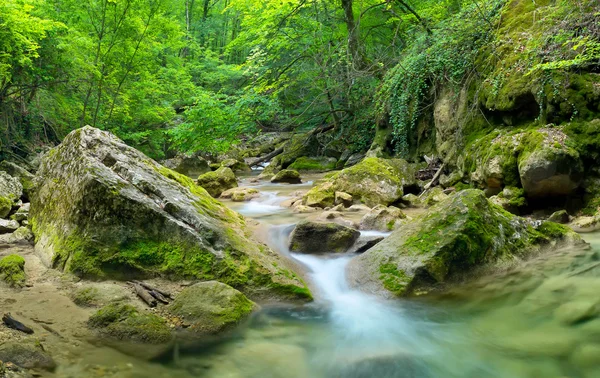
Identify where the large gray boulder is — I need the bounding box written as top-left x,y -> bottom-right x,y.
289,221 -> 360,253
30,126 -> 309,300
347,190 -> 584,297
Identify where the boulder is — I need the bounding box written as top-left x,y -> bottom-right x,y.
316,211 -> 357,229
0,254 -> 26,287
0,219 -> 19,234
347,189 -> 584,297
548,210 -> 570,224
197,167 -> 238,197
334,192 -> 353,207
0,171 -> 22,218
421,187 -> 449,207
0,342 -> 56,371
162,155 -> 210,177
489,186 -> 527,214
292,205 -> 317,214
168,281 -> 256,335
348,235 -> 384,254
30,127 -> 309,299
401,193 -> 422,208
271,169 -> 302,184
439,171 -> 463,189
345,153 -> 365,167
304,158 -> 416,208
0,161 -> 34,200
359,205 -> 406,232
220,187 -> 260,202
570,216 -> 600,232
220,158 -> 251,172
289,221 -> 360,253
288,157 -> 337,172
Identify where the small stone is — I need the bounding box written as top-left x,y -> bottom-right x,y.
334,192 -> 353,207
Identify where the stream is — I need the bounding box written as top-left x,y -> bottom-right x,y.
164,173 -> 600,378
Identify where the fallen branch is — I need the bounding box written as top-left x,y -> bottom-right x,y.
133,280 -> 172,299
250,146 -> 284,167
128,282 -> 157,307
149,290 -> 170,304
2,313 -> 34,334
421,163 -> 446,194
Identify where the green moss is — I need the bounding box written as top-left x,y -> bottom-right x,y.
0,196 -> 12,218
89,303 -> 172,344
379,263 -> 409,295
288,157 -> 336,172
0,254 -> 25,288
72,287 -> 100,307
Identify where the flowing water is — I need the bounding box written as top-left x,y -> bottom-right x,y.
167,175 -> 600,378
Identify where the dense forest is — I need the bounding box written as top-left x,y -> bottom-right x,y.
3,0 -> 596,162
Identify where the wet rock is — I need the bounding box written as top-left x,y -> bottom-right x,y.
347,190 -> 584,297
304,158 -> 416,208
161,155 -> 211,177
348,235 -> 384,254
359,205 -> 406,232
197,166 -> 238,197
0,342 -> 56,371
335,191 -> 353,207
554,301 -> 598,325
168,281 -> 256,335
0,162 -> 34,201
30,127 -> 309,299
289,221 -> 360,253
0,255 -> 26,287
271,169 -> 302,184
0,172 -> 22,218
547,210 -> 570,224
0,219 -> 19,234
220,187 -> 260,202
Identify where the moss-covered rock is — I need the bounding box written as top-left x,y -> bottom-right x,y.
303,158 -> 416,208
0,341 -> 56,371
220,158 -> 251,172
162,154 -> 211,177
168,281 -> 256,335
220,187 -> 260,202
347,189 -> 584,297
276,133 -> 321,169
30,127 -> 310,300
288,157 -> 337,172
289,221 -> 360,253
359,205 -> 406,232
421,187 -> 449,207
489,186 -> 527,215
271,169 -> 302,184
547,210 -> 570,224
0,161 -> 35,201
197,166 -> 238,197
0,254 -> 25,287
0,171 -> 22,218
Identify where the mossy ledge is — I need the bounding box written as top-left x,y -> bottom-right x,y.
30,126 -> 311,301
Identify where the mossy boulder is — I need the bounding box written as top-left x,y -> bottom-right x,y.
489,186 -> 527,215
421,187 -> 449,207
0,341 -> 56,371
303,158 -> 416,208
548,210 -> 570,224
220,187 -> 260,202
276,133 -> 320,169
0,254 -> 26,287
168,281 -> 256,335
30,127 -> 310,300
220,158 -> 251,172
288,157 -> 337,172
347,189 -> 584,297
359,205 -> 406,232
0,161 -> 34,201
162,154 -> 210,177
271,169 -> 302,184
289,221 -> 360,253
197,166 -> 238,197
0,171 -> 22,218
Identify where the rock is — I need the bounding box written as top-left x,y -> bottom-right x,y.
292,205 -> 317,214
331,204 -> 344,212
316,211 -> 357,229
288,156 -> 337,172
439,171 -> 463,188
0,226 -> 34,245
30,127 -> 309,299
162,155 -> 211,177
209,162 -> 221,171
257,164 -> 277,180
0,342 -> 56,371
347,204 -> 371,212
220,187 -> 260,202
344,153 -> 364,167
0,219 -> 19,234
421,187 -> 449,207
168,281 -> 256,335
197,166 -> 238,197
348,235 -> 384,254
0,161 -> 34,200
220,158 -> 251,172
547,210 -> 570,224
304,158 -> 416,208
347,189 -> 584,297
518,142 -> 583,199
554,301 -> 598,325
10,203 -> 29,222
488,186 -> 526,215
289,221 -> 360,253
0,254 -> 26,287
88,303 -> 172,359
570,216 -> 600,233
401,194 -> 422,207
359,205 -> 406,232
0,172 -> 22,218
271,169 -> 302,184
335,192 -> 353,207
